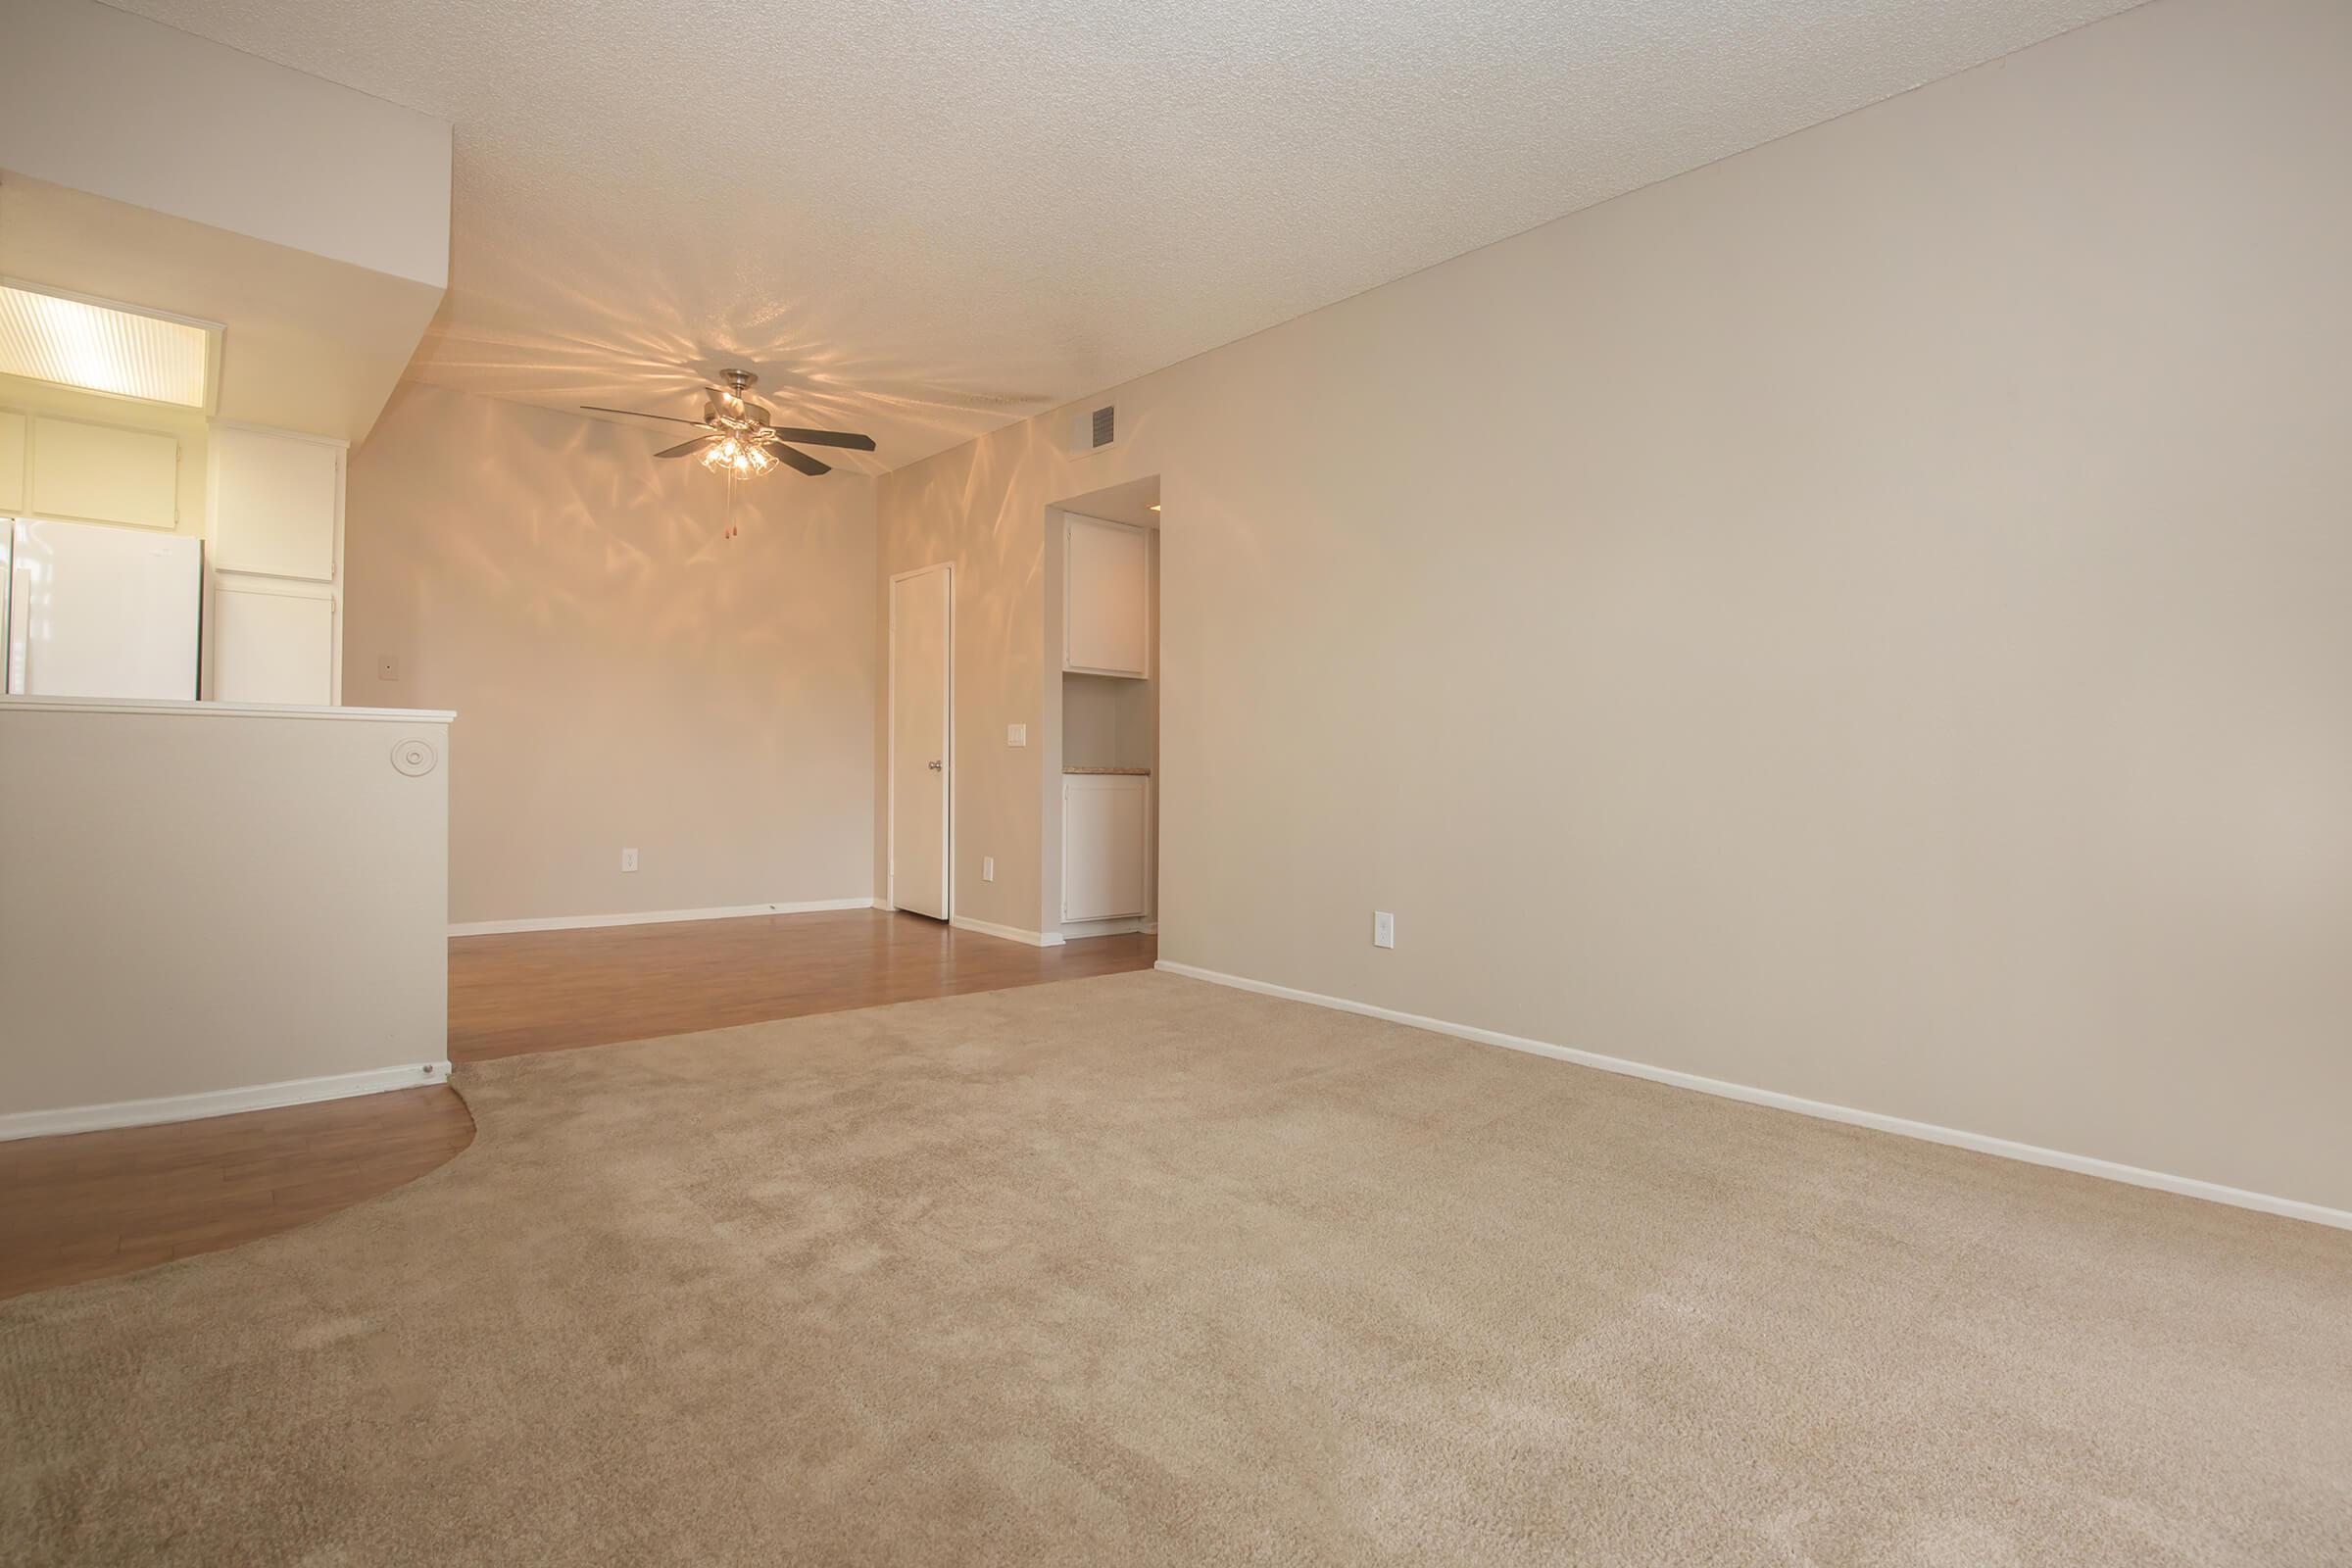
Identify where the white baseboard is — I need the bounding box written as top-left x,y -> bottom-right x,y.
0,1062 -> 451,1143
952,914 -> 1067,948
451,898 -> 875,937
1061,916 -> 1149,939
1154,960 -> 2351,1233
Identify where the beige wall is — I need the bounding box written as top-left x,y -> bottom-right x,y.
348,383 -> 877,926
1062,675 -> 1152,771
873,0 -> 2352,1211
0,701 -> 450,1124
872,422 -> 1067,931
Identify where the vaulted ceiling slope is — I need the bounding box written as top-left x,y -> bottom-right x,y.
108,0 -> 2145,469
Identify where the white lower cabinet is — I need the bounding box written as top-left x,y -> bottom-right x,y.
1061,774 -> 1149,922
213,586 -> 335,705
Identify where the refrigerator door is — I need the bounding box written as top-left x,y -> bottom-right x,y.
7,518 -> 202,699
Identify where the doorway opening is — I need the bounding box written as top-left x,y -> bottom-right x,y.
1047,475 -> 1158,942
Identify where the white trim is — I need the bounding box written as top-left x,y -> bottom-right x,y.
203,572 -> 334,601
1061,916 -> 1149,939
0,1062 -> 449,1143
1153,961 -> 2352,1233
0,695 -> 452,722
203,417 -> 350,450
887,562 -> 955,921
450,898 -> 874,937
952,914 -> 1066,948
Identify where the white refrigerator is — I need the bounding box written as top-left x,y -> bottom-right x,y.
4,517 -> 203,700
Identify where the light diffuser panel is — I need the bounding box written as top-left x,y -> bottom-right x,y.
0,282 -> 217,409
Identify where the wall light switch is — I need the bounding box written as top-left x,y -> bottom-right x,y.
621,848 -> 639,873
1007,724 -> 1028,748
983,857 -> 996,882
376,655 -> 398,681
1373,910 -> 1396,949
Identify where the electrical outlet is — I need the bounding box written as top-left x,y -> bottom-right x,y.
621,848 -> 639,873
983,857 -> 996,882
376,655 -> 398,681
1373,910 -> 1396,949
1006,724 -> 1027,748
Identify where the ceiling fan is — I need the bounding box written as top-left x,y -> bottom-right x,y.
582,369 -> 875,479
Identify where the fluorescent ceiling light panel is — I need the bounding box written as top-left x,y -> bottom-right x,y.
0,282 -> 220,410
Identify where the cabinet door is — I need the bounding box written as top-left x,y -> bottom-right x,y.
209,425 -> 340,581
1062,776 -> 1149,921
0,411 -> 24,513
213,587 -> 334,705
1064,515 -> 1150,676
28,416 -> 178,529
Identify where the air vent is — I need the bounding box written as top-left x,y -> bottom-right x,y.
1068,403 -> 1117,455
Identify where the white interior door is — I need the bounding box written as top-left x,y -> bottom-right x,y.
891,565 -> 952,920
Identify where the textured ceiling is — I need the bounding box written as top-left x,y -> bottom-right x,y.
105,0 -> 2143,470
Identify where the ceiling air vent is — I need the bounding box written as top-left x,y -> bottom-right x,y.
1068,403 -> 1116,456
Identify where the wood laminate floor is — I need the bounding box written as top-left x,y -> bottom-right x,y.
0,1087 -> 473,1300
450,908 -> 1156,1062
2,911 -> 1154,1299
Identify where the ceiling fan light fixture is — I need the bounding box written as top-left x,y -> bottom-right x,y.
589,368 -> 868,484
701,431 -> 775,477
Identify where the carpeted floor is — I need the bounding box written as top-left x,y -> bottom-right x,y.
4,972 -> 2347,1565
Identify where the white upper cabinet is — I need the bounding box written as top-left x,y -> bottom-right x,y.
28,416 -> 178,530
0,412 -> 25,513
208,424 -> 342,581
1064,514 -> 1150,678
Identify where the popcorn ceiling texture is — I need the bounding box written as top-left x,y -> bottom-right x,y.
110,0 -> 2144,467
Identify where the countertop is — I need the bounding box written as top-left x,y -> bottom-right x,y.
0,696 -> 457,723
1064,765 -> 1152,776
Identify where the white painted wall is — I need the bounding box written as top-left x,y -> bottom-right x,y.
0,698 -> 454,1134
0,0 -> 451,289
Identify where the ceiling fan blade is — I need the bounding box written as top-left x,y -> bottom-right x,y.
762,440 -> 831,476
655,436 -> 715,460
580,405 -> 704,426
763,426 -> 877,452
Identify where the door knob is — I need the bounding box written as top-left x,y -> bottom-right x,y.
927,760 -> 944,771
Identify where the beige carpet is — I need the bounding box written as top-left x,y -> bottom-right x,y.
4,972 -> 2347,1565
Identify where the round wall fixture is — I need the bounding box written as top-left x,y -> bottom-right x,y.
390,738 -> 439,777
